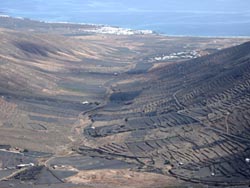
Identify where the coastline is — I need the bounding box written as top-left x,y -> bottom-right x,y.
1,14 -> 250,38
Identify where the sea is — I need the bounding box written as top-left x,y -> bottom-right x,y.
1,2 -> 250,37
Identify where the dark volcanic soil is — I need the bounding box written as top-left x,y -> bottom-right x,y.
0,17 -> 250,188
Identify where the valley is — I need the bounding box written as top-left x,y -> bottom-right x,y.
0,17 -> 250,188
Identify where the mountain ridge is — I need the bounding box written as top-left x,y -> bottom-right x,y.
0,17 -> 250,188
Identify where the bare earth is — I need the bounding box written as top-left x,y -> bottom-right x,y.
0,17 -> 250,188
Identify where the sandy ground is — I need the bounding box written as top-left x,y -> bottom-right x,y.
66,169 -> 176,188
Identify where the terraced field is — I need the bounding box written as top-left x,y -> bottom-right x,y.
0,17 -> 250,188
79,42 -> 250,186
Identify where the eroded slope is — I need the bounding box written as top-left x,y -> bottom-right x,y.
80,42 -> 250,186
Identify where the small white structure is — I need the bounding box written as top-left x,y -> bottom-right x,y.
82,101 -> 89,105
16,163 -> 34,169
178,162 -> 184,166
245,158 -> 250,163
211,172 -> 215,176
52,165 -> 58,169
90,126 -> 96,130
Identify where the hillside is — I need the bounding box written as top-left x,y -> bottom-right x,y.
80,41 -> 250,186
0,17 -> 249,188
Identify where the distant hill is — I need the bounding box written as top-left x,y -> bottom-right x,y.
0,17 -> 249,187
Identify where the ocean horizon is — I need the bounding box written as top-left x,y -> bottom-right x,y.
1,1 -> 250,37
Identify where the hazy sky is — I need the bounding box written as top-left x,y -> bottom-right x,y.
1,0 -> 250,14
